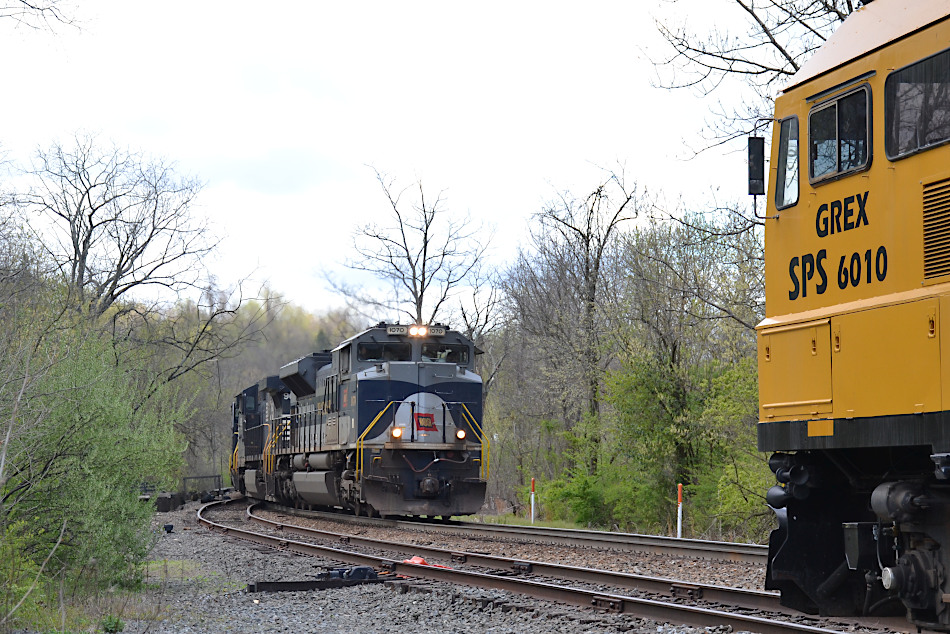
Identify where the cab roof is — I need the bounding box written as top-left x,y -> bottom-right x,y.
331,322 -> 461,352
784,0 -> 950,93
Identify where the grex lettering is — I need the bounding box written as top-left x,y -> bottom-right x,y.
816,191 -> 869,238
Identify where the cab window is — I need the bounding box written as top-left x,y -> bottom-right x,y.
775,117 -> 799,208
809,87 -> 869,182
885,48 -> 950,159
357,342 -> 412,362
421,343 -> 469,364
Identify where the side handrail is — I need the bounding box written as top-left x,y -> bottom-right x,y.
262,422 -> 275,474
267,418 -> 291,474
356,400 -> 398,482
229,440 -> 239,474
461,403 -> 490,481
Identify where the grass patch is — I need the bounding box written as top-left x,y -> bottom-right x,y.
3,584 -> 170,633
141,558 -> 242,593
14,559 -> 244,631
142,558 -> 202,581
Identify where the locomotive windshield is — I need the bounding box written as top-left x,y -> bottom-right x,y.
421,343 -> 469,364
357,342 -> 412,362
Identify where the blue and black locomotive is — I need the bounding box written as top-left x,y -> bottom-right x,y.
229,322 -> 488,517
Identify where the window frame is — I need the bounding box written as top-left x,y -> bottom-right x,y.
884,46 -> 950,161
808,84 -> 872,185
340,345 -> 351,374
774,116 -> 800,210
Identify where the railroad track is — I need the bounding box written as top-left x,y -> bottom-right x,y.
268,503 -> 768,565
198,500 -> 909,633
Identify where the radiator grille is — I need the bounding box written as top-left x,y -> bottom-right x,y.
924,178 -> 950,279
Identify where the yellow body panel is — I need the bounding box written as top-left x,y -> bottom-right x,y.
759,320 -> 832,418
831,299 -> 939,418
759,14 -> 950,424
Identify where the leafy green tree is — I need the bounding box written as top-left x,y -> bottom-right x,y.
0,303 -> 186,629
593,215 -> 765,538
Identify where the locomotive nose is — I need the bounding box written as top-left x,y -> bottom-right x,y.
419,477 -> 440,497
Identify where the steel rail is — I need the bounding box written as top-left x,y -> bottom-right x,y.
197,501 -> 842,634
449,521 -> 768,563
275,505 -> 769,565
247,503 -> 782,613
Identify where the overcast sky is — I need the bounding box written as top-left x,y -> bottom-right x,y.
0,1 -> 750,313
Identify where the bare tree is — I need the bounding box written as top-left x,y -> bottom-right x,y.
504,168 -> 645,473
652,0 -> 854,143
646,201 -> 765,333
21,133 -> 211,317
455,264 -> 507,397
1,0 -> 74,29
333,167 -> 490,325
17,135 -> 271,458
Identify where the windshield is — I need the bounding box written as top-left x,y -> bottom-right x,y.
421,343 -> 469,364
357,342 -> 412,362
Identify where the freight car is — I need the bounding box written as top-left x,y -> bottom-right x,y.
751,1 -> 950,629
229,322 -> 488,518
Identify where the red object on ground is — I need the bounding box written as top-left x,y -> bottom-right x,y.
402,555 -> 452,569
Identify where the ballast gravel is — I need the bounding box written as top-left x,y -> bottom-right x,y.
257,508 -> 766,591
123,501 -> 749,634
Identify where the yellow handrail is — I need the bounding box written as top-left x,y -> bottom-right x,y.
356,401 -> 397,481
261,423 -> 273,474
229,437 -> 239,473
264,418 -> 291,474
461,403 -> 489,480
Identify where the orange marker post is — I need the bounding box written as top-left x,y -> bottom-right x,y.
677,483 -> 683,538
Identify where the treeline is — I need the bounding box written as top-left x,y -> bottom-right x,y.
481,176 -> 771,541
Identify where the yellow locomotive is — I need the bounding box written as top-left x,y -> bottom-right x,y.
755,1 -> 950,628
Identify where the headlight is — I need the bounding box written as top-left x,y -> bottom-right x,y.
409,325 -> 427,336
392,427 -> 404,439
455,429 -> 466,440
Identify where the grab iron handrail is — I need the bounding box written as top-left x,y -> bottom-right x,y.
461,403 -> 489,480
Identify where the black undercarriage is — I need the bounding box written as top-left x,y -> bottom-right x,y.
762,413 -> 950,630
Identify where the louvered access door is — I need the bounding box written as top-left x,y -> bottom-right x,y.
924,177 -> 950,280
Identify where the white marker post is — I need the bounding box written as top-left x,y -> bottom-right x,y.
530,477 -> 536,524
677,483 -> 683,538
